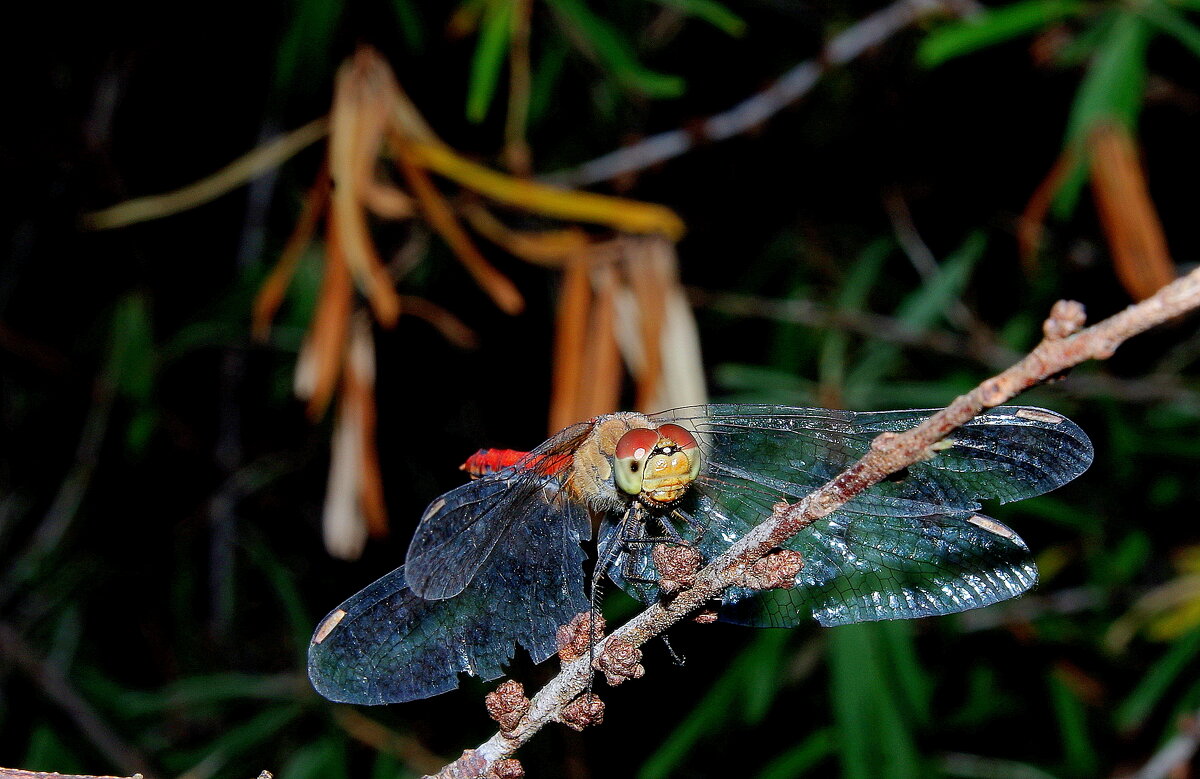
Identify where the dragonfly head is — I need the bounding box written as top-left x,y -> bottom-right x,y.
613,423 -> 702,505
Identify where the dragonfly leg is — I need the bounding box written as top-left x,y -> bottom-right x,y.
611,503 -> 708,589
619,515 -> 688,547
609,508 -> 666,590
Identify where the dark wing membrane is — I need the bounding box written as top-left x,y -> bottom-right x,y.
608,404 -> 1091,627
603,486 -> 1037,627
654,404 -> 1093,510
406,421 -> 593,600
308,478 -> 591,704
709,492 -> 1037,627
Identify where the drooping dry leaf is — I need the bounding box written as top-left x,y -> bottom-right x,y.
623,237 -> 667,410
549,251 -> 593,432
329,53 -> 402,326
610,237 -> 707,412
345,314 -> 388,538
300,214 -> 354,420
1088,123 -> 1176,300
657,285 -> 708,410
324,384 -> 369,561
577,260 -> 623,421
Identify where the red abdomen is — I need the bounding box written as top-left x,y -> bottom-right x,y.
460,449 -> 531,478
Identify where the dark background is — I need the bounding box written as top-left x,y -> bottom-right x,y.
5,1 -> 1200,777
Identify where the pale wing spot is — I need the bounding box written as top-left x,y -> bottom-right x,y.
422,498 -> 447,521
967,514 -> 1018,541
313,609 -> 347,644
1015,408 -> 1065,424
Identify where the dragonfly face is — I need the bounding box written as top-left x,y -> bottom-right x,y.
612,423 -> 703,505
308,404 -> 1093,705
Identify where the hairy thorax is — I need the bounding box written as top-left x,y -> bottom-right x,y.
568,413 -> 652,512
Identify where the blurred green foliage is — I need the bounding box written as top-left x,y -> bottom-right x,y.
7,0 -> 1200,777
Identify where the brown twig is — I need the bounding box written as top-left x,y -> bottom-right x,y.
544,0 -> 967,188
433,267 -> 1200,776
0,768 -> 270,772
0,771 -> 144,779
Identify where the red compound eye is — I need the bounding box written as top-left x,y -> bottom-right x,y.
656,424 -> 697,452
615,427 -> 659,460
614,427 -> 659,496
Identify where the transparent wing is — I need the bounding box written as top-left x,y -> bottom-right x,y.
709,490 -> 1036,627
308,478 -> 591,704
604,490 -> 1037,627
605,404 -> 1091,626
405,421 -> 592,600
657,404 -> 1093,509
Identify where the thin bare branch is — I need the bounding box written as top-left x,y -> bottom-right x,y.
0,768 -> 272,772
433,267 -> 1200,776
0,770 -> 144,779
544,0 -> 965,188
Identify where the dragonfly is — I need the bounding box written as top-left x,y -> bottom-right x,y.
308,404 -> 1092,705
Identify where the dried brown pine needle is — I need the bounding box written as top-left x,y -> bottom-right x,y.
346,316 -> 387,538
83,118 -> 329,230
253,166 -> 332,340
329,56 -> 402,326
1088,123 -> 1176,301
397,295 -> 479,350
577,261 -> 622,420
624,238 -> 667,411
300,216 -> 354,420
549,252 -> 593,432
462,203 -> 589,267
412,141 -> 685,239
1019,150 -> 1073,271
392,136 -> 526,315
